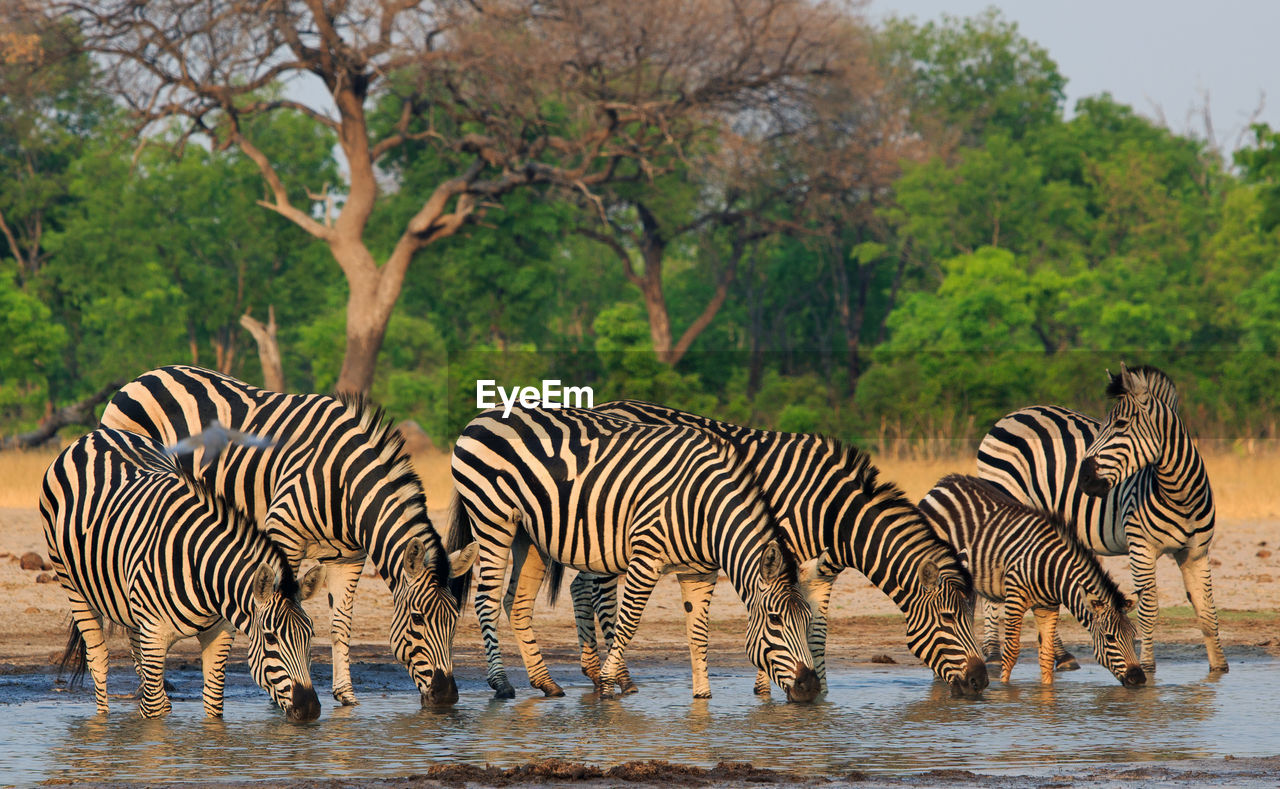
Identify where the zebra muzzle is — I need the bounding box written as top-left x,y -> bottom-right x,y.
1121,665 -> 1147,687
1077,459 -> 1111,496
287,685 -> 321,722
422,671 -> 459,706
784,663 -> 820,703
949,655 -> 988,698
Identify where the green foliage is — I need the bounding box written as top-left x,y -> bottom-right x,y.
1236,123 -> 1280,232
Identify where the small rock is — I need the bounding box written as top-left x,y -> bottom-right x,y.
23,607 -> 38,615
870,654 -> 896,664
1257,574 -> 1273,583
1210,558 -> 1223,567
1259,541 -> 1268,547
1257,549 -> 1272,559
19,552 -> 45,571
394,420 -> 436,454
36,573 -> 56,584
1258,639 -> 1274,647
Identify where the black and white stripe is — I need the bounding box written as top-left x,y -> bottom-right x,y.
99,365 -> 478,706
41,428 -> 323,719
449,406 -> 820,701
544,400 -> 988,698
918,475 -> 1146,687
976,364 -> 1226,673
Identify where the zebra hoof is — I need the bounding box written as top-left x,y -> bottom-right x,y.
333,689 -> 359,706
1210,663 -> 1229,674
1056,657 -> 1081,672
538,682 -> 565,698
693,691 -> 712,699
620,680 -> 639,695
493,686 -> 516,700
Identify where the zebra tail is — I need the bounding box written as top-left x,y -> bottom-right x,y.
545,561 -> 565,609
446,492 -> 473,607
58,625 -> 87,690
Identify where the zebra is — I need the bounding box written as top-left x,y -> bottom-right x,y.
917,475 -> 1146,686
537,399 -> 988,698
99,365 -> 478,706
977,363 -> 1226,674
41,427 -> 324,719
449,405 -> 821,701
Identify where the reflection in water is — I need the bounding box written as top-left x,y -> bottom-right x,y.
6,660 -> 1277,785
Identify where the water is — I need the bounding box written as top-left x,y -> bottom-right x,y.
2,659 -> 1276,786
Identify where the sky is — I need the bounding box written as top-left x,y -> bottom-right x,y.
872,0 -> 1280,152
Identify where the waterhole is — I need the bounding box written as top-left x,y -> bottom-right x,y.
2,659 -> 1275,785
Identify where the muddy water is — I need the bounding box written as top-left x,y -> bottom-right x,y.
2,659 -> 1276,786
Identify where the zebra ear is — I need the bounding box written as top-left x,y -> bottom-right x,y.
1088,595 -> 1108,613
299,565 -> 326,601
759,541 -> 785,583
1121,596 -> 1136,612
919,560 -> 941,591
404,537 -> 428,581
448,541 -> 478,578
1121,364 -> 1150,403
252,562 -> 277,607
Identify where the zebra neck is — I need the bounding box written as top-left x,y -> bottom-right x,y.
828,502 -> 930,603
1152,416 -> 1211,514
214,563 -> 260,634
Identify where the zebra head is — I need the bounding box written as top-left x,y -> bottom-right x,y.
246,562 -> 323,722
901,560 -> 988,698
1079,364 -> 1166,496
1084,593 -> 1146,687
745,541 -> 819,703
389,535 -> 479,707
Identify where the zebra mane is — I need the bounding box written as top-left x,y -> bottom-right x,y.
171,464 -> 300,598
821,440 -> 975,592
1105,364 -> 1178,408
951,475 -> 1127,610
335,391 -> 450,585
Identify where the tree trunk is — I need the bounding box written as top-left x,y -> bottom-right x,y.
240,305 -> 286,392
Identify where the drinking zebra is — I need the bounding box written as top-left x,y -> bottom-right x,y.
449,405 -> 821,701
917,475 -> 1146,686
99,365 -> 478,706
977,364 -> 1226,673
506,400 -> 988,698
41,427 -> 324,719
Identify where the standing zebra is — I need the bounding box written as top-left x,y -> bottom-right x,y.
99,365 -> 478,706
977,364 -> 1226,673
917,475 -> 1146,686
450,406 -> 820,701
509,400 -> 988,698
42,428 -> 324,719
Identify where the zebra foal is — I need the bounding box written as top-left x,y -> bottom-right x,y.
450,406 -> 820,701
918,475 -> 1145,687
100,365 -> 477,706
977,364 -> 1225,674
41,428 -> 324,719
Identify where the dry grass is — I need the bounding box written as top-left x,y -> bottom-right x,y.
0,448 -> 61,509
3,442 -> 1277,521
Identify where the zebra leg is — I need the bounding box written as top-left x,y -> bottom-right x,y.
197,624 -> 236,718
506,548 -> 564,697
571,572 -> 602,687
1031,607 -> 1060,685
134,627 -> 174,719
1051,631 -> 1080,671
502,535 -> 530,621
599,557 -> 663,697
592,574 -> 636,694
802,573 -> 837,694
676,571 -> 718,699
999,596 -> 1029,683
1127,542 -> 1161,673
980,599 -> 1002,664
1174,546 -> 1229,673
475,538 -> 518,699
325,560 -> 364,706
69,604 -> 111,715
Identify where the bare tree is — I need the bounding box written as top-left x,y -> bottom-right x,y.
61,0 -> 842,393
